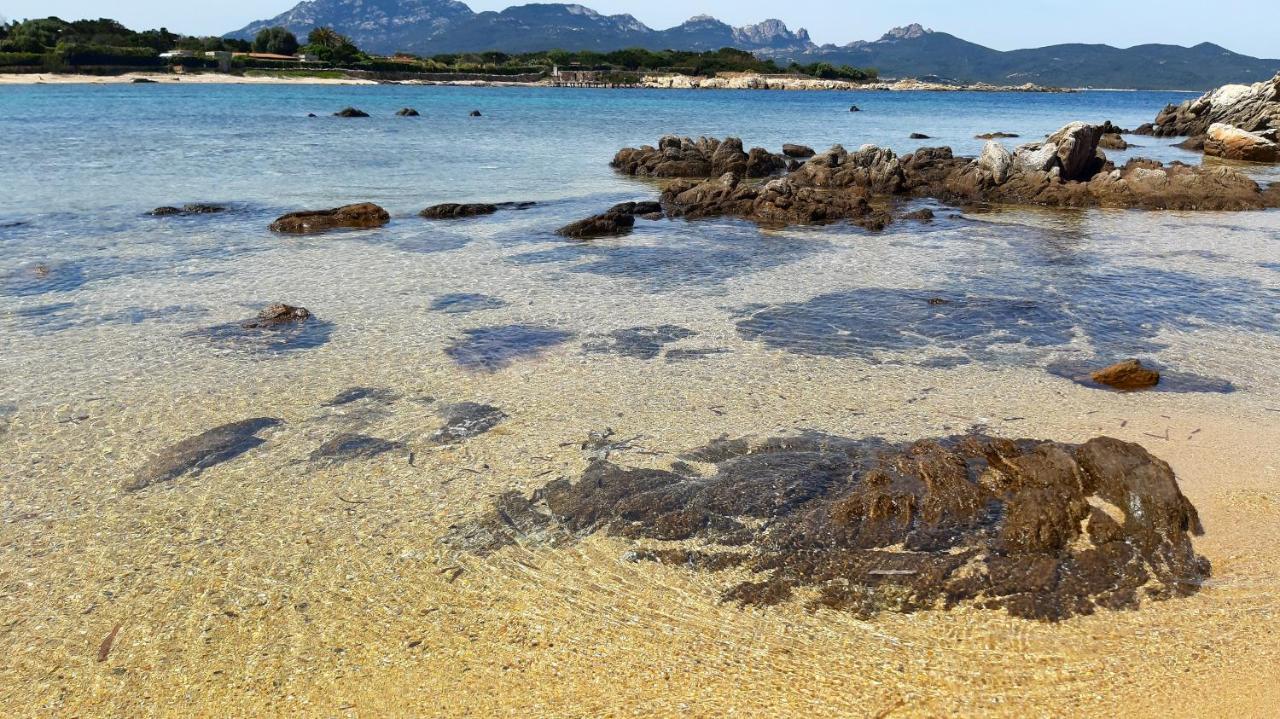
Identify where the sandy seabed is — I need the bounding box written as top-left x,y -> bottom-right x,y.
1,341 -> 1278,717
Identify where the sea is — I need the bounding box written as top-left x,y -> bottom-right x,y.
1,84 -> 1279,716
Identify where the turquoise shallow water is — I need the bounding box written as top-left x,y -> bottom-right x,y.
1,84 -> 1278,405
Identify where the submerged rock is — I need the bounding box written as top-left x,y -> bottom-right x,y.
148,203 -> 227,217
243,303 -> 310,328
310,433 -> 403,463
430,402 -> 506,444
396,107 -> 420,116
429,293 -> 507,314
127,418 -> 282,491
444,325 -> 574,371
469,110 -> 482,117
910,133 -> 931,140
335,107 -> 369,118
419,203 -> 498,219
269,203 -> 389,234
321,387 -> 400,407
583,325 -> 697,360
1090,359 -> 1161,391
447,432 -> 1209,621
900,208 -> 935,221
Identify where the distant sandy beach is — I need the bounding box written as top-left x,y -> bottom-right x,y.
0,72 -> 379,86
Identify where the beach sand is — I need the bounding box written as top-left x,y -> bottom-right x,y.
0,72 -> 379,86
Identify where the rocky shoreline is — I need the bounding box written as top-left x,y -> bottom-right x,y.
639,73 -> 1067,92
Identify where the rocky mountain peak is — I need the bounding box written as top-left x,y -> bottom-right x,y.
881,23 -> 932,41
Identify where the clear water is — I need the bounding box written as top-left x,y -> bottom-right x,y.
2,84 -> 1280,715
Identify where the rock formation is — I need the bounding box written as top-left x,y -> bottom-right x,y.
447,431 -> 1209,621
1143,72 -> 1280,138
1203,123 -> 1279,162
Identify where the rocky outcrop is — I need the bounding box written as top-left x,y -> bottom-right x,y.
661,172 -> 891,230
419,203 -> 498,219
1203,123 -> 1279,162
1091,359 -> 1161,391
447,431 -> 1209,621
396,107 -> 420,116
1145,72 -> 1280,138
611,136 -> 787,179
269,203 -> 390,234
334,107 -> 369,118
614,126 -> 1279,230
783,143 -> 816,158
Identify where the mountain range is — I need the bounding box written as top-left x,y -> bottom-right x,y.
228,1 -> 1280,90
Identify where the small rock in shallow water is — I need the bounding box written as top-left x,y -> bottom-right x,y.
148,204 -> 226,217
910,133 -> 931,139
396,107 -> 420,116
242,303 -> 310,328
419,203 -> 498,219
190,303 -> 331,353
557,211 -> 636,240
444,325 -> 574,371
446,432 -> 1209,621
430,403 -> 506,444
975,132 -> 1019,139
782,143 -> 816,158
321,387 -> 399,407
335,107 -> 369,118
583,325 -> 696,360
127,418 -> 282,491
269,203 -> 389,234
310,433 -> 403,463
1090,359 -> 1161,391
429,293 -> 507,314
469,110 -> 482,117
901,208 -> 935,221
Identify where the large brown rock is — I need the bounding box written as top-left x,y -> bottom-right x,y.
1203,123 -> 1280,162
611,136 -> 787,179
269,203 -> 390,234
556,210 -> 636,240
448,432 -> 1209,621
661,173 -> 891,230
1148,72 -> 1280,139
419,203 -> 498,219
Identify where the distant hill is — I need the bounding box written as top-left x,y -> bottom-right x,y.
782,24 -> 1280,91
227,3 -> 1280,90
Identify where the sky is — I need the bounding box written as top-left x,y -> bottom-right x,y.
2,0 -> 1275,57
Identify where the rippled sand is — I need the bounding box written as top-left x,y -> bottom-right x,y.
2,204 -> 1279,716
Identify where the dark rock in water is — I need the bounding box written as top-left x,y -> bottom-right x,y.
910,133 -> 931,140
308,113 -> 318,118
665,348 -> 730,362
396,107 -> 420,116
607,201 -> 663,218
419,203 -> 498,219
335,107 -> 370,118
900,208 -> 935,221
322,387 -> 400,407
611,136 -> 787,179
132,77 -> 157,84
430,402 -> 506,444
310,433 -> 403,463
191,303 -> 331,353
494,201 -> 537,211
444,324 -> 574,371
148,204 -> 227,217
661,171 -> 892,230
1175,136 -> 1206,151
127,418 -> 282,491
1133,123 -> 1155,135
783,143 -> 816,158
557,210 -> 636,240
269,203 -> 389,234
429,293 -> 507,314
1089,359 -> 1161,391
583,325 -> 696,360
849,105 -> 861,112
1047,361 -> 1233,394
975,132 -> 1019,139
447,432 -> 1209,621
242,303 -> 310,328
1098,133 -> 1129,150
469,110 -> 482,117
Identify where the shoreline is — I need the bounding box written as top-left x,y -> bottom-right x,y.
0,71 -> 1081,92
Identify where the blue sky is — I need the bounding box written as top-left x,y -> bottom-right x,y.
2,0 -> 1275,57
